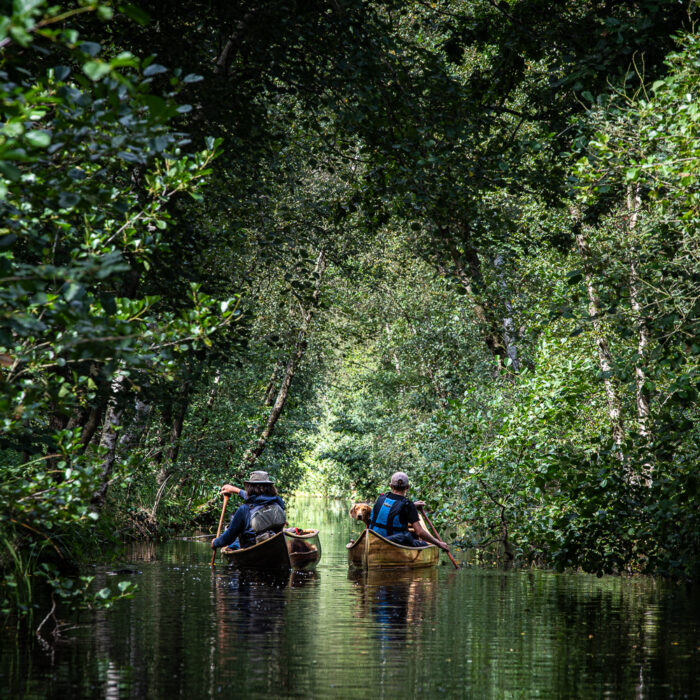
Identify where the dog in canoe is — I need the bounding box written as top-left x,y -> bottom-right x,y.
349,502 -> 419,536
349,503 -> 372,528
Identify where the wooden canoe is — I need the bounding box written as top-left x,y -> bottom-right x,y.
285,528 -> 322,569
221,528 -> 322,570
346,528 -> 439,569
222,530 -> 290,569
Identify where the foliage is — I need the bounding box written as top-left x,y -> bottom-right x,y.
0,0 -> 234,624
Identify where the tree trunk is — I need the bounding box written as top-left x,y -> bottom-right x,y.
263,360 -> 283,406
627,185 -> 652,485
238,251 -> 325,472
573,217 -> 625,450
91,372 -> 126,508
493,254 -> 520,372
156,382 -> 191,486
118,396 -> 152,451
442,235 -> 509,366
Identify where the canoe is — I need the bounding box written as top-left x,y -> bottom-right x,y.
346,528 -> 439,569
222,528 -> 321,570
285,528 -> 322,569
222,530 -> 290,569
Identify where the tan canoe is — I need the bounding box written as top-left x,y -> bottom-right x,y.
346,528 -> 439,569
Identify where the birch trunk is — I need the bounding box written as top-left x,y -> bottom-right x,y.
91,371 -> 126,508
118,396 -> 152,450
627,185 -> 652,486
627,186 -> 651,440
574,218 -> 625,450
494,254 -> 520,372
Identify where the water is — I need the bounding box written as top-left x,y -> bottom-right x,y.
2,496 -> 699,698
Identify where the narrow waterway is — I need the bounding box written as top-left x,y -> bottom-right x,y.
2,496 -> 698,699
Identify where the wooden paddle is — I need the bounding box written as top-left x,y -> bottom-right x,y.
210,494 -> 229,567
418,505 -> 459,569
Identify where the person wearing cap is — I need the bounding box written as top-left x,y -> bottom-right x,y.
369,472 -> 450,551
211,470 -> 286,552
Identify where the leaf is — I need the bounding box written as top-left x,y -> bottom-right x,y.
15,0 -> 45,13
121,4 -> 151,25
143,63 -> 167,77
58,192 -> 80,208
97,587 -> 111,599
83,60 -> 111,81
0,162 -> 21,181
24,130 -> 51,148
79,41 -> 102,57
54,65 -> 70,80
182,73 -> 203,83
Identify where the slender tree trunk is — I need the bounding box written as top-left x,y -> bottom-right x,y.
384,323 -> 402,375
79,401 -> 105,453
91,372 -> 126,508
627,186 -> 651,438
627,185 -> 652,486
493,254 -> 520,372
156,382 -> 191,486
573,218 -> 625,450
238,251 -> 325,472
408,323 -> 447,404
442,235 -> 509,366
263,360 -> 283,406
118,396 -> 152,451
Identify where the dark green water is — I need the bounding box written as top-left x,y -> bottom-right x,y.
2,496 -> 699,698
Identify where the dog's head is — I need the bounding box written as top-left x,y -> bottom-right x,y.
349,503 -> 372,526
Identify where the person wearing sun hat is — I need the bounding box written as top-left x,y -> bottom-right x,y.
368,471 -> 450,551
211,471 -> 286,551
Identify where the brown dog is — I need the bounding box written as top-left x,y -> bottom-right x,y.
349,503 -> 372,528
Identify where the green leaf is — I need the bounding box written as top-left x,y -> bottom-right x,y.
143,63 -> 167,77
24,130 -> 51,148
58,192 -> 80,208
121,4 -> 151,25
97,587 -> 111,599
83,60 -> 111,81
0,162 -> 21,181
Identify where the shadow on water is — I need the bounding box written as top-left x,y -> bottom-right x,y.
1,495 -> 698,699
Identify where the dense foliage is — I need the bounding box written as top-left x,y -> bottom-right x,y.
2,0 -> 699,628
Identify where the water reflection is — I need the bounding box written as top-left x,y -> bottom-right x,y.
349,568 -> 437,629
1,496 -> 698,700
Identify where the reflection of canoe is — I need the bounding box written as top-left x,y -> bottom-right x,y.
222,528 -> 322,570
346,528 -> 439,569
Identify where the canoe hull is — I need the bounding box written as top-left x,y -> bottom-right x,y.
285,529 -> 322,570
346,528 -> 439,569
222,529 -> 322,570
222,531 -> 290,569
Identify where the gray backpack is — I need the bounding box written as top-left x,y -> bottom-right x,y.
250,503 -> 286,534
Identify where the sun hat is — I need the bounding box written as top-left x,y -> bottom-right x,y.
244,470 -> 275,484
390,471 -> 409,489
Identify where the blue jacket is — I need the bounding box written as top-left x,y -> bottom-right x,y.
213,494 -> 285,550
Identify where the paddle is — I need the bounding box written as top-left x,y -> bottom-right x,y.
418,505 -> 459,569
210,494 -> 230,567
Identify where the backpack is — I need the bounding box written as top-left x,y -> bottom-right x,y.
250,503 -> 286,534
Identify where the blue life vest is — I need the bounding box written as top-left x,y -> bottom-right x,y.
370,494 -> 407,537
